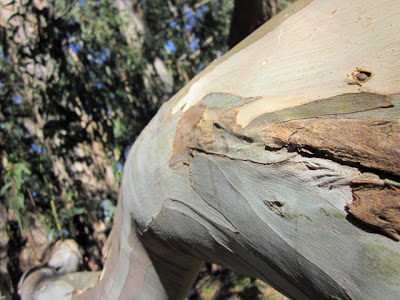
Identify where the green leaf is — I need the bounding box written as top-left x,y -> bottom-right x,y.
0,123 -> 11,131
105,65 -> 111,76
64,207 -> 86,219
13,163 -> 31,189
39,15 -> 47,27
17,193 -> 25,208
0,182 -> 12,196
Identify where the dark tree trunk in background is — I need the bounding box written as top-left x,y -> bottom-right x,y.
229,0 -> 278,48
115,0 -> 174,103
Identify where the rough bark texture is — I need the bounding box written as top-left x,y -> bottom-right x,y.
29,0 -> 400,299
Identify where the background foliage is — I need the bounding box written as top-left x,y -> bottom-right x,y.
0,0 -> 234,237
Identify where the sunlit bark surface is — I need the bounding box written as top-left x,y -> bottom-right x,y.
76,0 -> 400,299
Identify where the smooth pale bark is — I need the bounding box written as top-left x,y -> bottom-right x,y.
73,0 -> 400,299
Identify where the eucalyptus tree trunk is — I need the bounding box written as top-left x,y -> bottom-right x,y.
53,0 -> 400,299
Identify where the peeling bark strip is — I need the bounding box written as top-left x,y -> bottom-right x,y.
170,92 -> 400,176
348,186 -> 400,241
259,118 -> 400,175
169,105 -> 206,169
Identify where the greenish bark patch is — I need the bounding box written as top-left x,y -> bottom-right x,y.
319,208 -> 345,219
202,93 -> 259,110
286,213 -> 313,222
249,93 -> 398,127
362,244 -> 400,279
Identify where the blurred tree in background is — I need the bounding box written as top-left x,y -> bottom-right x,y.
0,0 -> 292,298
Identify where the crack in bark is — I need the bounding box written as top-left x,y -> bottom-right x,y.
165,197 -> 239,234
190,147 -> 292,166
